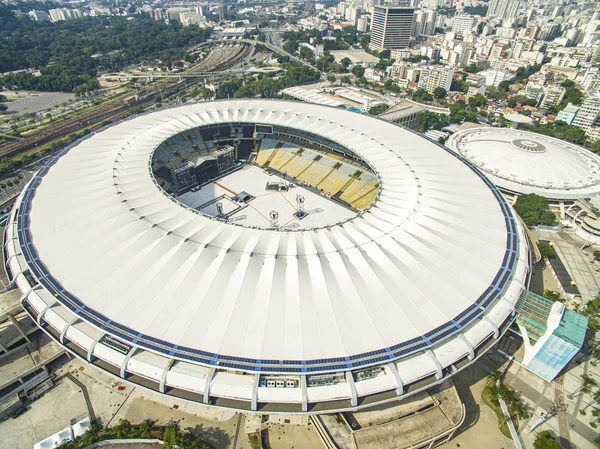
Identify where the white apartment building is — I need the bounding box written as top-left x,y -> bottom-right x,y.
412,10 -> 437,37
451,13 -> 476,37
540,86 -> 566,110
573,95 -> 600,133
418,65 -> 454,93
29,10 -> 50,21
487,0 -> 520,19
482,69 -> 511,87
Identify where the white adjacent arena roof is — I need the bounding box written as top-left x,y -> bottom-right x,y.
7,100 -> 529,411
448,127 -> 600,200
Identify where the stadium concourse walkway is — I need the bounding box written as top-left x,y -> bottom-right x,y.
21,294 -> 515,415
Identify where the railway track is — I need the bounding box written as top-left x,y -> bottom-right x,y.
0,43 -> 251,160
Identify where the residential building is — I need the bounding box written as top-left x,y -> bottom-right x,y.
412,9 -> 437,37
487,0 -> 520,19
512,41 -> 526,59
392,49 -> 412,61
540,23 -> 561,42
48,8 -> 69,22
489,43 -> 507,59
524,83 -> 544,105
357,16 -> 369,32
29,10 -> 50,21
451,13 -> 476,37
369,6 -> 414,51
390,61 -> 408,80
572,95 -> 600,133
418,64 -> 454,93
195,5 -> 209,16
467,83 -> 486,98
218,3 -> 228,21
483,69 -> 511,87
179,12 -> 204,26
345,7 -> 362,24
540,86 -> 566,110
556,103 -> 580,125
365,68 -> 385,82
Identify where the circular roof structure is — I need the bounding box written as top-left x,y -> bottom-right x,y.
448,127 -> 600,200
8,100 -> 529,411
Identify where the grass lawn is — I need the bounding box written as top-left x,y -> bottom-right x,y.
481,384 -> 519,440
248,432 -> 262,449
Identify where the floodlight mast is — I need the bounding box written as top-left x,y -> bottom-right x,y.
269,210 -> 279,228
296,194 -> 305,213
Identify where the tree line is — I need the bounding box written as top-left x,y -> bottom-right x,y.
214,62 -> 320,100
0,6 -> 212,93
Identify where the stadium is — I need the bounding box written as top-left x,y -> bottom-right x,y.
447,127 -> 600,201
5,100 -> 529,413
448,127 -> 600,242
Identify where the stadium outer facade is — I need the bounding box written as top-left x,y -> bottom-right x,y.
6,100 -> 529,413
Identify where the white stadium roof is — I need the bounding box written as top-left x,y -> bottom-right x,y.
448,127 -> 600,200
7,100 -> 529,411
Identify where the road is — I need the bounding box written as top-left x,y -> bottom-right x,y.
538,230 -> 600,301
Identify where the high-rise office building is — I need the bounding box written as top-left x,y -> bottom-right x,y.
487,0 -> 520,19
370,6 -> 414,51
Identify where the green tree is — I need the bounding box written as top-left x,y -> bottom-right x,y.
80,421 -> 102,446
538,242 -> 557,259
412,88 -> 433,103
465,63 -> 482,73
351,65 -> 365,77
379,49 -> 391,60
283,40 -> 298,54
114,419 -> 132,439
415,110 -> 449,133
487,370 -> 502,386
163,424 -> 181,449
498,80 -> 511,92
533,431 -> 565,449
543,290 -> 562,302
368,104 -> 390,115
327,74 -> 336,84
561,80 -> 575,89
582,296 -> 600,330
468,93 -> 487,108
139,419 -> 154,438
563,87 -> 583,105
514,194 -> 556,227
201,87 -> 214,100
216,78 -> 243,99
487,86 -> 507,101
433,87 -> 447,99
299,46 -> 314,63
